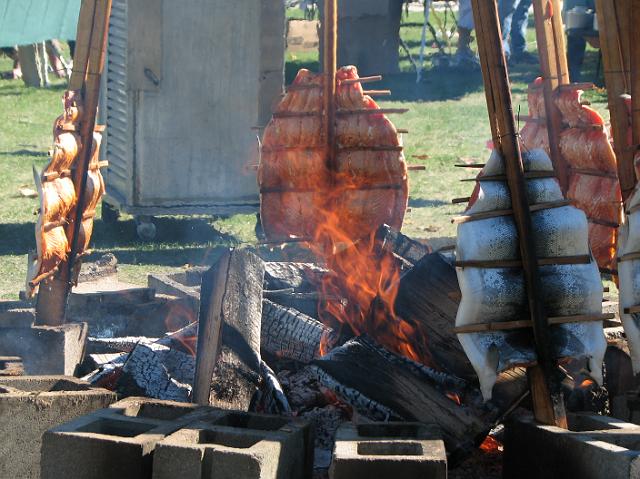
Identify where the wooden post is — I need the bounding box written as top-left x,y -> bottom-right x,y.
532,0 -> 569,193
631,0 -> 640,172
35,0 -> 112,325
596,0 -> 636,199
470,0 -> 568,428
192,251 -> 231,405
322,0 -> 338,176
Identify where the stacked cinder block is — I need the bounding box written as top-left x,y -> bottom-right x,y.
330,422 -> 447,479
41,397 -> 208,479
505,413 -> 640,479
0,376 -> 116,479
42,398 -> 314,479
153,410 -> 314,479
0,321 -> 88,375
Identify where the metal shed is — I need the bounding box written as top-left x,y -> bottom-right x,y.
101,0 -> 286,238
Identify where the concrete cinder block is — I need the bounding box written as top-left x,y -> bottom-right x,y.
0,322 -> 87,375
330,422 -> 447,479
41,397 -> 212,479
504,413 -> 640,479
152,410 -> 314,479
0,376 -> 116,479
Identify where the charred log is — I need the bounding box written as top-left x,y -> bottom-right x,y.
374,224 -> 432,266
313,336 -> 489,459
261,299 -> 332,363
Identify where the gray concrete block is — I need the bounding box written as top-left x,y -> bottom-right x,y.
153,410 -> 313,479
504,413 -> 640,479
0,322 -> 88,375
330,422 -> 447,479
0,376 -> 116,479
41,397 -> 214,479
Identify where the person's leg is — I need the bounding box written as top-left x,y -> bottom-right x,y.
510,0 -> 532,56
457,0 -> 475,54
498,0 -> 518,58
567,33 -> 586,81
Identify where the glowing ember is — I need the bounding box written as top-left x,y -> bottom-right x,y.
479,435 -> 503,453
446,392 -> 462,405
579,378 -> 595,388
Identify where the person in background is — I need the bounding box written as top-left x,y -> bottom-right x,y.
453,0 -> 480,69
0,47 -> 21,79
499,0 -> 537,64
564,0 -> 595,82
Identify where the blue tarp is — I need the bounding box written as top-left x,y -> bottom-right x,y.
0,0 -> 81,47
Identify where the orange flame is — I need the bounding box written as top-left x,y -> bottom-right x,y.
307,172 -> 430,365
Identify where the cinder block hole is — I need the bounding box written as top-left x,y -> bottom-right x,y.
357,441 -> 424,456
198,430 -> 261,449
77,418 -> 156,437
214,412 -> 289,431
568,415 -> 622,432
357,423 -> 421,438
50,380 -> 91,392
121,403 -> 194,421
0,378 -> 88,392
0,386 -> 11,394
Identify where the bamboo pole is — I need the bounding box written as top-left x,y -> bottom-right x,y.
470,0 -> 568,428
595,0 -> 635,199
532,0 -> 569,192
35,0 -> 112,326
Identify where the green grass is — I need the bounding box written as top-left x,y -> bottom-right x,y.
0,10 -> 609,299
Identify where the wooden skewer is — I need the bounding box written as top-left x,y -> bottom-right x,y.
568,167 -> 619,179
618,251 -> 640,262
341,75 -> 383,85
556,82 -> 596,91
453,313 -> 614,334
272,108 -> 408,119
397,128 -> 409,134
453,200 -> 572,224
454,163 -> 486,168
454,255 -> 591,268
452,197 -> 471,204
588,218 -> 620,228
364,90 -> 391,96
459,171 -> 556,181
407,165 -> 426,171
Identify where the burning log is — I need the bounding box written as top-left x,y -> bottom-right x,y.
374,224 -> 432,266
192,249 -> 264,410
261,299 -> 332,363
312,336 -> 487,459
391,251 -> 478,381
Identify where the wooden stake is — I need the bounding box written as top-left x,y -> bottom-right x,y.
470,0 -> 568,428
532,0 -> 569,192
595,0 -> 635,199
34,0 -> 112,326
323,0 -> 337,176
629,0 -> 640,185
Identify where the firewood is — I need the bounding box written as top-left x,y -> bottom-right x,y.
392,252 -> 478,381
261,299 -> 332,363
193,249 -> 265,410
263,262 -> 327,317
312,336 -> 487,459
374,224 -> 432,266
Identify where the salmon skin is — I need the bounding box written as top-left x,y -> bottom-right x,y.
455,149 -> 606,400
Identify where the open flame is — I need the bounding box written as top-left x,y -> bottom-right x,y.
308,173 -> 430,365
